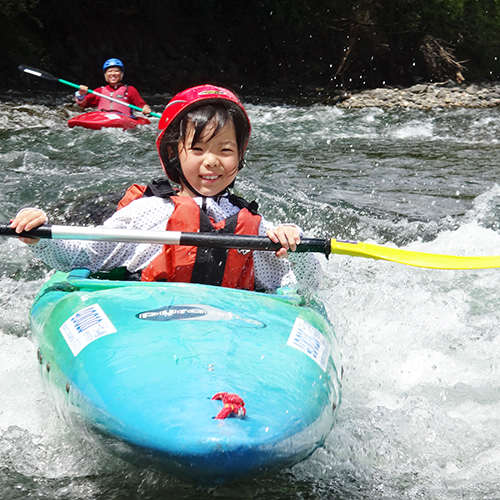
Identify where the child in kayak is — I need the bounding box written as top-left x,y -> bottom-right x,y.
75,58 -> 151,116
11,85 -> 322,291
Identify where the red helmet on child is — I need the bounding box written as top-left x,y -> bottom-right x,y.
156,85 -> 251,183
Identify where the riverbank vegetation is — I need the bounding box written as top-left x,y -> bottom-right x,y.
2,0 -> 500,96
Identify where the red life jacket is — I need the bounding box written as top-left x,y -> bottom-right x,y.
117,180 -> 262,289
97,84 -> 131,115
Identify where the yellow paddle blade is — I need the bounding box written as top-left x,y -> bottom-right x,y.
330,239 -> 500,270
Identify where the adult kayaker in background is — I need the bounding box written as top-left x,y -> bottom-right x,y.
11,85 -> 322,292
74,58 -> 151,116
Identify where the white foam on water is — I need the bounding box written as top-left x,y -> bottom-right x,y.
0,103 -> 67,132
299,205 -> 500,497
392,121 -> 434,139
3,100 -> 500,498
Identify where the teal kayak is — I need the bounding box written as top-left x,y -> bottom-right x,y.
30,268 -> 342,483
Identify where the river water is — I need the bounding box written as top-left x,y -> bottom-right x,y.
1,90 -> 500,499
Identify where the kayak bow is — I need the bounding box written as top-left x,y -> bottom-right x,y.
68,111 -> 151,130
30,269 -> 342,483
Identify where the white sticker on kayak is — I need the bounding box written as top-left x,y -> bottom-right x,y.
59,303 -> 117,356
104,113 -> 122,120
287,318 -> 330,372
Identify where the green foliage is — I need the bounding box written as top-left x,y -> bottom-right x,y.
3,0 -> 500,92
0,0 -> 39,17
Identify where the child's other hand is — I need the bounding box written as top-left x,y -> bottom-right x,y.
266,225 -> 301,258
10,209 -> 47,245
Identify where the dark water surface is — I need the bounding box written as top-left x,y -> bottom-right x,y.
2,92 -> 500,499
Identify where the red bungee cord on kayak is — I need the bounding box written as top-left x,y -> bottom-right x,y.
212,392 -> 246,419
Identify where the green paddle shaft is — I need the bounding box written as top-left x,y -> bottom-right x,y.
61,79 -> 161,118
2,223 -> 500,270
19,65 -> 161,118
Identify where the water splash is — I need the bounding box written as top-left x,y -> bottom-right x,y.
1,100 -> 500,498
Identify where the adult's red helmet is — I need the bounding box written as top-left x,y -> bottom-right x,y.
156,85 -> 251,183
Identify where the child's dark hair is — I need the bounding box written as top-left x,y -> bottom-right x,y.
159,103 -> 250,185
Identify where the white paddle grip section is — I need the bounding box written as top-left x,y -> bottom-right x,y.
51,225 -> 183,245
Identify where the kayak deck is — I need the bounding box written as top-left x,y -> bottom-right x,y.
30,269 -> 342,483
68,111 -> 151,130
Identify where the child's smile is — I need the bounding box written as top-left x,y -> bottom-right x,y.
177,119 -> 240,198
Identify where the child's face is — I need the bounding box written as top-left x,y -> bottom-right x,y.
177,118 -> 240,197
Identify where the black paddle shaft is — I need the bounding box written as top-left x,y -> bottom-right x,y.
0,224 -> 52,239
179,233 -> 330,254
0,224 -> 331,255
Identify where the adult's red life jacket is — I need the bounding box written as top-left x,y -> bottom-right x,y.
96,84 -> 131,115
117,180 -> 262,290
